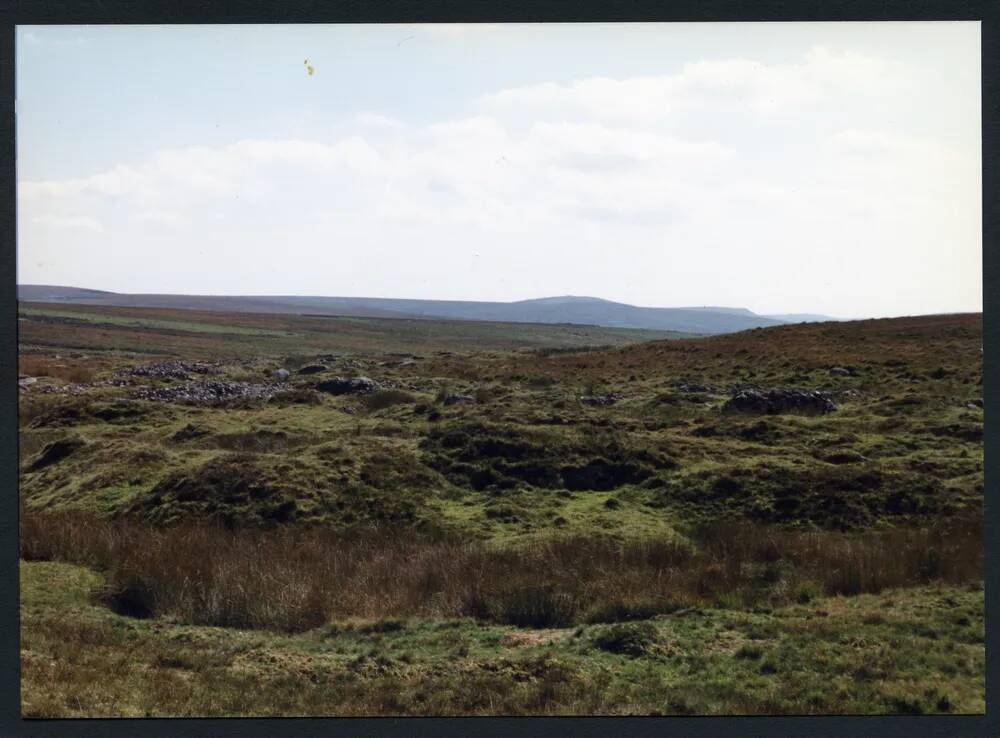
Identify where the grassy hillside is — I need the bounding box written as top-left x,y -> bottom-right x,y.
19,302 -> 691,358
20,560 -> 983,716
18,307 -> 984,716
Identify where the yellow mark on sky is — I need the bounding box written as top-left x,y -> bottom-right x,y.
304,58 -> 314,76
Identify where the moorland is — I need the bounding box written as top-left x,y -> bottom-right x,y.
17,301 -> 984,716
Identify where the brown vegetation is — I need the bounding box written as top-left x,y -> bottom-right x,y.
19,354 -> 96,383
20,508 -> 982,633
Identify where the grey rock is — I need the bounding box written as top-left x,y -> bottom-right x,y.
315,376 -> 380,396
273,368 -> 291,381
723,387 -> 837,415
442,393 -> 474,405
133,381 -> 282,405
829,367 -> 852,377
115,361 -> 218,380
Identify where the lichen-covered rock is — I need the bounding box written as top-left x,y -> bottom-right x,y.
315,376 -> 380,395
723,387 -> 837,415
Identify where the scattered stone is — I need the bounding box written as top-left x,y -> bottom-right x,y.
967,398 -> 984,409
297,364 -> 328,375
18,376 -> 36,389
115,361 -> 218,380
675,382 -> 717,393
580,393 -> 624,406
36,383 -> 92,396
315,376 -> 380,396
273,368 -> 291,382
133,381 -> 282,405
829,367 -> 852,377
833,389 -> 863,400
442,394 -> 474,405
723,387 -> 837,415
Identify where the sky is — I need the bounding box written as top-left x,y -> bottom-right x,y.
16,22 -> 981,318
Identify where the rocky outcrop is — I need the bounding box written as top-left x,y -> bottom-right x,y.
315,376 -> 380,396
723,387 -> 837,415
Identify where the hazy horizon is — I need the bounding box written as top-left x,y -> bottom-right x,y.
16,22 -> 982,319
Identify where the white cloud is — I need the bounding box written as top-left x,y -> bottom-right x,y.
479,47 -> 914,124
354,112 -> 405,131
19,30 -> 88,48
16,45 -> 979,316
29,214 -> 103,232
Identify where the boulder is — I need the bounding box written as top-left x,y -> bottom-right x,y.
829,367 -> 852,377
723,387 -> 837,415
315,376 -> 380,396
273,369 -> 291,381
297,364 -> 328,375
18,376 -> 36,389
442,393 -> 474,405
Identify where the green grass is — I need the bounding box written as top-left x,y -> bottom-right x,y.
19,301 -> 690,358
18,309 -> 984,716
20,306 -> 297,337
20,561 -> 984,716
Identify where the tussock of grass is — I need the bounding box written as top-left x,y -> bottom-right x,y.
20,508 -> 982,633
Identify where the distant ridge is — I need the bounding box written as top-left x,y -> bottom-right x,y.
764,313 -> 840,324
16,284 -> 838,335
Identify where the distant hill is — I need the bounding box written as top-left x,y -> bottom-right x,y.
764,313 -> 841,324
16,285 -> 821,335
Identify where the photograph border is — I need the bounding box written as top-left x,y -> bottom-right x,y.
0,1 -> 995,736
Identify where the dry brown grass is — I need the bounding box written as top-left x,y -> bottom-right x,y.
19,354 -> 97,383
20,509 -> 982,632
423,313 -> 983,383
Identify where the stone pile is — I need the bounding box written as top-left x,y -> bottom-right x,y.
133,380 -> 281,405
315,376 -> 380,395
115,361 -> 218,380
723,387 -> 837,415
